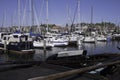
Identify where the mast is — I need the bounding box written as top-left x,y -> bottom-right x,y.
22,0 -> 27,27
91,6 -> 93,24
46,0 -> 48,32
29,0 -> 31,31
1,10 -> 6,32
29,0 -> 34,32
31,0 -> 34,28
18,0 -> 21,31
66,5 -> 71,33
77,0 -> 80,27
90,6 -> 93,36
2,11 -> 6,27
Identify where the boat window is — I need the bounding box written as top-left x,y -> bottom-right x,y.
1,33 -> 7,38
3,37 -> 6,40
13,35 -> 18,38
21,35 -> 25,38
8,37 -> 10,40
24,35 -> 28,40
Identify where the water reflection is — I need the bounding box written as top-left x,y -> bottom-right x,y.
84,41 -> 120,55
0,41 -> 120,63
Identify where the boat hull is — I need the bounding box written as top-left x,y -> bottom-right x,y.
0,42 -> 34,54
33,41 -> 53,49
52,41 -> 68,47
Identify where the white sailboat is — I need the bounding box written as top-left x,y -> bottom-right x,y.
33,37 -> 54,49
31,0 -> 53,49
50,36 -> 68,47
96,35 -> 107,41
83,36 -> 96,43
96,26 -> 107,41
83,6 -> 96,43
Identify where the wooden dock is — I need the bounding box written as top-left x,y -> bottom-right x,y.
0,63 -> 72,80
0,53 -> 120,80
0,47 -> 35,55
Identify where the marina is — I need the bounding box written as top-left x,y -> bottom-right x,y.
0,40 -> 120,62
0,0 -> 120,80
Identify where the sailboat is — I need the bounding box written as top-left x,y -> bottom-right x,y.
96,35 -> 107,41
33,35 -> 54,49
83,36 -> 96,43
46,0 -> 87,61
96,25 -> 107,41
0,0 -> 35,54
83,6 -> 96,43
32,0 -> 53,49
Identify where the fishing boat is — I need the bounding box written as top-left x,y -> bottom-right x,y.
0,33 -> 34,54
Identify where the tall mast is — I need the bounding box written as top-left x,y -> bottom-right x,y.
31,0 -> 34,27
77,0 -> 80,27
46,0 -> 48,32
2,10 -> 6,27
18,0 -> 21,31
91,6 -> 93,24
66,5 -> 71,32
29,0 -> 31,31
11,13 -> 13,27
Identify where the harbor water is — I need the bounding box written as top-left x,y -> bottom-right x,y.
0,41 -> 120,63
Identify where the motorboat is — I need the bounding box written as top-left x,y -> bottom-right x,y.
0,33 -> 34,54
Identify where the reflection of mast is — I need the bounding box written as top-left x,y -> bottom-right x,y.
46,0 -> 48,32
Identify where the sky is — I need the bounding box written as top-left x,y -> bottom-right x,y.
0,0 -> 120,27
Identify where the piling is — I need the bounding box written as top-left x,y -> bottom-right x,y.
4,40 -> 7,53
43,39 -> 46,61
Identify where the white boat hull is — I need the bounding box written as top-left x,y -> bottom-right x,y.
33,41 -> 54,49
83,36 -> 96,43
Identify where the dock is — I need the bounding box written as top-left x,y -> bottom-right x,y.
0,53 -> 120,80
0,63 -> 72,80
0,47 -> 35,55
